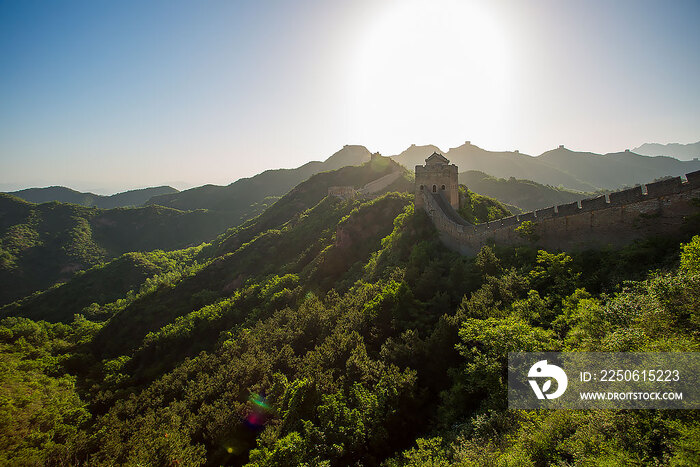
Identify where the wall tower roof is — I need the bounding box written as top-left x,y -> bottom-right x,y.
425,152 -> 450,165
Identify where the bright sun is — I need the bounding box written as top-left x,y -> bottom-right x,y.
349,0 -> 511,152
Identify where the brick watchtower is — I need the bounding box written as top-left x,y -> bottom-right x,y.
415,152 -> 459,209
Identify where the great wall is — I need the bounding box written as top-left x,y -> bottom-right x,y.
415,153 -> 700,255
328,170 -> 404,200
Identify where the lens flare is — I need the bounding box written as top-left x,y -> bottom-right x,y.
249,393 -> 270,410
244,392 -> 272,429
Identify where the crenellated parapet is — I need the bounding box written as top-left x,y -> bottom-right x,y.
419,170 -> 700,256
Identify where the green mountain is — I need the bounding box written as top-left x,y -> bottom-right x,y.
392,142 -> 700,191
457,185 -> 513,223
146,145 -> 373,212
0,194 -> 233,306
212,155 -> 411,255
0,156 -> 411,309
8,185 -> 178,208
1,156 -> 698,466
459,170 -> 593,212
0,150 -> 402,307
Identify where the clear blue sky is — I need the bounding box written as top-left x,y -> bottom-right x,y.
1,0 -> 699,193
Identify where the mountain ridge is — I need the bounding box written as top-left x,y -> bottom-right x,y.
633,141 -> 700,161
459,170 -> 593,212
146,145 -> 373,212
391,141 -> 700,191
7,185 -> 178,208
0,193 -> 233,306
0,155 -> 412,307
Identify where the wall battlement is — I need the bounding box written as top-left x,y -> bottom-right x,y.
420,170 -> 700,256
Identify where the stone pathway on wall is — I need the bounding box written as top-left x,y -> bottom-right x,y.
358,171 -> 403,195
328,170 -> 404,200
429,192 -> 470,226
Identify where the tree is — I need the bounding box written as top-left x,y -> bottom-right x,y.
680,235 -> 700,275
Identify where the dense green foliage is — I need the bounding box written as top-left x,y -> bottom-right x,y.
0,194 -> 233,305
0,159 -> 698,465
459,170 -> 593,212
457,186 -> 512,224
212,155 -> 411,255
0,247 -> 207,323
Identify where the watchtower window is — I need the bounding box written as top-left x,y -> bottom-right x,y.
432,185 -> 437,192
441,184 -> 446,190
420,185 -> 424,190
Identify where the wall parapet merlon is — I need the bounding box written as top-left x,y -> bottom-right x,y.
535,207 -> 555,219
556,201 -> 580,216
645,177 -> 682,197
686,169 -> 700,186
608,186 -> 644,206
580,195 -> 608,212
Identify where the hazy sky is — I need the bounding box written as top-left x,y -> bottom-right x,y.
1,0 -> 699,193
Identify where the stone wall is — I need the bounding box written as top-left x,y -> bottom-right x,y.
358,171 -> 403,195
328,186 -> 358,200
329,170 -> 405,201
421,171 -> 700,256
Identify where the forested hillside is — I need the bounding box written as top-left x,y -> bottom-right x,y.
0,156 -> 410,309
146,145 -> 373,212
0,194 -> 232,306
459,170 -> 593,212
0,159 -> 698,466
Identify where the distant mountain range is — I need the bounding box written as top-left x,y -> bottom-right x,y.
146,144 -> 373,212
633,141 -> 700,161
8,185 -> 178,208
392,142 -> 700,191
0,155 -> 411,307
9,141 -> 699,214
2,145 -> 374,232
459,170 -> 594,212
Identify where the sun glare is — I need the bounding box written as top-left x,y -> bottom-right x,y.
349,0 -> 511,152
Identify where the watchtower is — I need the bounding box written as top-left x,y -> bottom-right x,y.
415,152 -> 459,209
